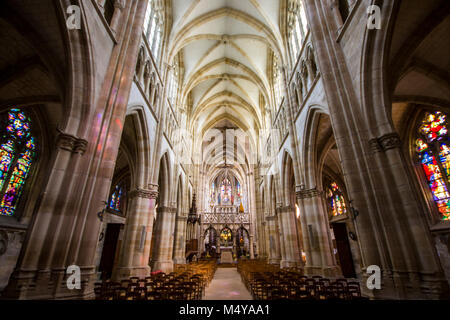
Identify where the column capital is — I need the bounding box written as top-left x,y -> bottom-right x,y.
369,137 -> 383,153
129,188 -> 158,199
157,206 -> 177,214
56,131 -> 88,154
369,132 -> 402,153
379,132 -> 401,151
296,187 -> 323,199
56,132 -> 75,152
276,205 -> 293,214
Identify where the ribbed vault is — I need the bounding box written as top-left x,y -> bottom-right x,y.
168,0 -> 284,175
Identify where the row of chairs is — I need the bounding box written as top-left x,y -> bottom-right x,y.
94,261 -> 217,300
238,260 -> 364,300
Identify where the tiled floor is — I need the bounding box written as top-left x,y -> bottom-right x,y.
203,267 -> 253,300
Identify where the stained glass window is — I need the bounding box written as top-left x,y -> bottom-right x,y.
416,111 -> 450,221
221,178 -> 231,204
108,183 -> 124,213
326,182 -> 347,217
0,108 -> 36,216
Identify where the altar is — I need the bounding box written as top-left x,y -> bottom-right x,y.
220,247 -> 234,263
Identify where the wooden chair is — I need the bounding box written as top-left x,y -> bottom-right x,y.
347,282 -> 361,299
145,291 -> 162,300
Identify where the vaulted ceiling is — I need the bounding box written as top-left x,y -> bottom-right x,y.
168,0 -> 285,175
168,0 -> 285,142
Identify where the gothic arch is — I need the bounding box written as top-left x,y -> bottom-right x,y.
157,152 -> 172,207
301,105 -> 331,187
281,149 -> 297,205
125,105 -> 152,189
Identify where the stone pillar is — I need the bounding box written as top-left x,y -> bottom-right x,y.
260,221 -> 268,259
151,206 -> 176,272
296,188 -> 339,277
249,235 -> 255,259
266,215 -> 281,264
276,209 -> 287,263
114,187 -> 158,279
200,232 -> 205,254
2,133 -> 88,299
172,215 -> 188,264
264,216 -> 271,260
278,205 -> 302,268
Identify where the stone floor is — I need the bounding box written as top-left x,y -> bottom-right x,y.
203,267 -> 253,300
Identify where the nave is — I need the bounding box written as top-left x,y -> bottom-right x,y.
0,0 -> 449,301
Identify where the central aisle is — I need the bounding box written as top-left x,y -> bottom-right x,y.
203,267 -> 253,300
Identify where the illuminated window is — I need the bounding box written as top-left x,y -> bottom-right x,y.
288,0 -> 308,63
221,178 -> 232,204
108,183 -> 125,213
415,111 -> 450,221
143,0 -> 164,62
326,182 -> 347,216
0,108 -> 36,216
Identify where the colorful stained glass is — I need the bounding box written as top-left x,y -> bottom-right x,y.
419,151 -> 450,220
420,111 -> 448,142
220,178 -> 231,204
108,184 -> 124,213
0,109 -> 35,216
440,144 -> 450,179
416,139 -> 428,152
327,182 -> 347,216
417,111 -> 450,221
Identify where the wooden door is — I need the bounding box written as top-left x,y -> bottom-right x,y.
99,223 -> 121,280
332,223 -> 356,278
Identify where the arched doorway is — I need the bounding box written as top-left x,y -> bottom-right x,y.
220,227 -> 233,247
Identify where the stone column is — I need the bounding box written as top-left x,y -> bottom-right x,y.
260,221 -> 268,258
266,215 -> 281,264
172,215 -> 188,264
200,231 -> 205,254
114,187 -> 158,279
264,214 -> 271,260
2,133 -> 88,299
151,206 -> 176,272
278,205 -> 302,268
276,209 -> 287,263
249,235 -> 255,259
296,188 -> 339,277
